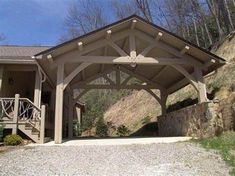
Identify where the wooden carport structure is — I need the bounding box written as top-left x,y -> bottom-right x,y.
34,15 -> 225,144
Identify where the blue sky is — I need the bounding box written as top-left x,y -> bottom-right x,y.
0,0 -> 75,46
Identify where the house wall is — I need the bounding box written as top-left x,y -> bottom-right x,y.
0,66 -> 56,138
1,70 -> 35,100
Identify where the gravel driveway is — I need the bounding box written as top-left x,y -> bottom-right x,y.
0,142 -> 230,176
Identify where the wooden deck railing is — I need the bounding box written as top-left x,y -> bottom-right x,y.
0,94 -> 46,143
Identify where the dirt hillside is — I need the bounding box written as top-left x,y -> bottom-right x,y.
103,32 -> 235,135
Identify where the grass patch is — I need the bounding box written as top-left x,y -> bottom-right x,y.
195,132 -> 235,175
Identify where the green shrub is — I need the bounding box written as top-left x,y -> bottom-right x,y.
96,117 -> 108,137
3,134 -> 23,146
116,125 -> 130,137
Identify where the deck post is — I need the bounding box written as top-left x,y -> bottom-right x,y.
40,105 -> 46,144
12,94 -> 20,134
34,69 -> 42,107
68,95 -> 73,139
54,63 -> 64,144
160,92 -> 168,115
195,67 -> 208,103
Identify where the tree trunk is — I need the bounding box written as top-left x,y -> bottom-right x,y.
200,25 -> 206,48
224,0 -> 234,30
218,0 -> 231,34
193,17 -> 200,46
232,0 -> 235,6
204,23 -> 213,45
191,0 -> 213,45
206,0 -> 224,39
135,0 -> 153,22
186,25 -> 190,40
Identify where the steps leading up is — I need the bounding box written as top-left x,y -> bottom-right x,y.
18,123 -> 40,143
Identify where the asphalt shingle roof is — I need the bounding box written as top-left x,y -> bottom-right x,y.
0,46 -> 50,60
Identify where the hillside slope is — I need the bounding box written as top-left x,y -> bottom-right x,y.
104,32 -> 235,136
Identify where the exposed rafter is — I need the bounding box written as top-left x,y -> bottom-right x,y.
47,54 -> 53,63
54,30 -> 132,65
155,32 -> 163,41
77,42 -> 83,51
106,30 -> 112,39
134,30 -> 204,68
118,65 -> 165,91
180,45 -> 190,55
131,19 -> 137,29
108,41 -> 128,56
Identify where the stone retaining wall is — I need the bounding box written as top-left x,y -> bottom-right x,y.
158,102 -> 224,138
218,95 -> 235,131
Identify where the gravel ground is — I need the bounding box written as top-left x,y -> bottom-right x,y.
0,142 -> 230,176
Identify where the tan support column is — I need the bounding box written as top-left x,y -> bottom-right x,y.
34,69 -> 42,107
54,64 -> 64,144
68,96 -> 73,139
12,94 -> 20,134
40,105 -> 46,144
195,67 -> 208,103
0,66 -> 4,96
75,106 -> 81,127
160,92 -> 168,115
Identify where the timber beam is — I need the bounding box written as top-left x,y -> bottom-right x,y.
76,84 -> 158,90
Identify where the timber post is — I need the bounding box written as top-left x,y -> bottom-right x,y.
54,63 -> 64,144
12,94 -> 20,134
40,105 -> 46,144
68,95 -> 73,139
195,67 -> 208,103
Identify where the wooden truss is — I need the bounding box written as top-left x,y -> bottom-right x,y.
52,24 -> 208,143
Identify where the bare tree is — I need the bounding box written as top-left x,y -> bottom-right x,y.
111,0 -> 139,20
206,0 -> 224,39
135,0 -> 153,22
223,0 -> 234,31
164,0 -> 191,38
63,0 -> 108,41
191,0 -> 213,45
192,14 -> 200,46
217,0 -> 232,34
61,0 -> 235,48
149,1 -> 172,30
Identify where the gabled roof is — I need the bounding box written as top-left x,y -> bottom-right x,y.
34,15 -> 226,93
35,15 -> 225,64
